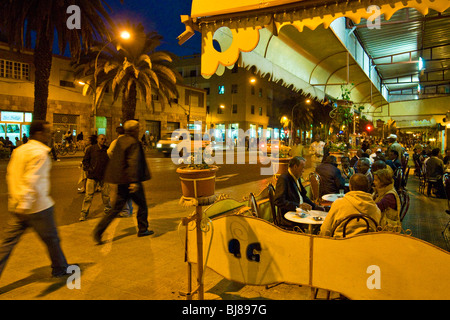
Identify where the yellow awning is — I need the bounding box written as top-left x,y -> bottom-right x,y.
179,0 -> 450,104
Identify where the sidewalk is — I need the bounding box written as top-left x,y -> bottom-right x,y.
0,177 -> 312,300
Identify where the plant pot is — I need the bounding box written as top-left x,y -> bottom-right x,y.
271,157 -> 292,175
176,165 -> 218,199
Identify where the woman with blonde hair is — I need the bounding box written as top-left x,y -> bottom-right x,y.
372,168 -> 401,231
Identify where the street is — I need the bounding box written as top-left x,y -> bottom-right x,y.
0,151 -> 272,237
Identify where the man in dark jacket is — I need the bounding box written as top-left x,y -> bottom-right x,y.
316,155 -> 346,196
79,134 -> 111,221
274,157 -> 323,227
93,120 -> 153,244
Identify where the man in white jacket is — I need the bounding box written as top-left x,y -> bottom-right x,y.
319,173 -> 381,238
0,120 -> 72,278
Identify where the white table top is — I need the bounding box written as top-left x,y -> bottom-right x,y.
322,193 -> 345,202
284,210 -> 328,225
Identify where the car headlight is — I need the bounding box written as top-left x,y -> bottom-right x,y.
170,143 -> 177,148
156,143 -> 162,148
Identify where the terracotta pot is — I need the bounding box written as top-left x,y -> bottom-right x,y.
271,157 -> 292,175
176,165 -> 218,199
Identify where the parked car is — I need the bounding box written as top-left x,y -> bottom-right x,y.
156,131 -> 211,157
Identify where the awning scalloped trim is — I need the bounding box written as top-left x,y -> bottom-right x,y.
178,0 -> 450,77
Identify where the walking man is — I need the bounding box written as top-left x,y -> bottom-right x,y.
79,134 -> 111,221
108,126 -> 133,218
0,120 -> 71,278
93,120 -> 153,244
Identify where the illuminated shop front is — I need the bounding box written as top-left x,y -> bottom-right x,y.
0,111 -> 32,145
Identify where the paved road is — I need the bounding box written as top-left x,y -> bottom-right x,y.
0,151 -> 274,237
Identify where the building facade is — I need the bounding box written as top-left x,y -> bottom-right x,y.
176,54 -> 296,143
0,43 -> 207,145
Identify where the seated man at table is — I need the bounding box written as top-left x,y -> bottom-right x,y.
319,173 -> 381,238
274,156 -> 323,226
386,149 -> 402,172
315,155 -> 346,196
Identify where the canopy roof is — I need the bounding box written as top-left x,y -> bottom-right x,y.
179,0 -> 450,109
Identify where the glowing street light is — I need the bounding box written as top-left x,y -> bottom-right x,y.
120,31 -> 131,40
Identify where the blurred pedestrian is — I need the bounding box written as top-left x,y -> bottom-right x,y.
309,134 -> 325,169
291,137 -> 304,158
77,135 -> 97,193
107,126 -> 133,218
79,134 -> 111,221
0,120 -> 72,278
93,120 -> 153,244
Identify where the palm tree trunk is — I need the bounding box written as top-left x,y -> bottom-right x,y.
122,82 -> 137,122
33,26 -> 53,121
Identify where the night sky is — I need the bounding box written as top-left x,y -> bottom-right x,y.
107,0 -> 201,57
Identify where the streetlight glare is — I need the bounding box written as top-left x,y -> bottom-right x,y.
306,99 -> 311,103
220,105 -> 225,109
120,31 -> 131,39
77,81 -> 86,86
250,78 -> 256,84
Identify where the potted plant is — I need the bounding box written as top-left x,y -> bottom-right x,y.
329,142 -> 348,164
176,151 -> 218,199
271,145 -> 292,175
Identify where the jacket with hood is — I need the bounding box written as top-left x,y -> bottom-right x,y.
319,191 -> 381,238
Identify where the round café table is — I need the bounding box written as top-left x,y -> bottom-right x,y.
284,210 -> 328,234
321,193 -> 345,203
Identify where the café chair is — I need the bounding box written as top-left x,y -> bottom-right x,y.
330,213 -> 379,239
415,162 -> 426,194
267,183 -> 279,225
442,174 -> 450,250
308,172 -> 333,207
393,168 -> 403,192
398,189 -> 410,222
267,183 -> 299,231
401,166 -> 410,189
249,193 -> 260,218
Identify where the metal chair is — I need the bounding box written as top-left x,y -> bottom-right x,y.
267,183 -> 296,231
414,159 -> 426,194
330,213 -> 379,238
399,189 -> 410,222
393,168 -> 403,192
308,172 -> 333,207
401,166 -> 410,189
442,174 -> 450,250
267,183 -> 278,225
249,192 -> 260,218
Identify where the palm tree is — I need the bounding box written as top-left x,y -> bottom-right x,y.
0,0 -> 116,120
73,23 -> 181,122
280,94 -> 314,142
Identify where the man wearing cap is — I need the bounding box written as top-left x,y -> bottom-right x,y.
93,120 -> 153,244
387,134 -> 404,160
